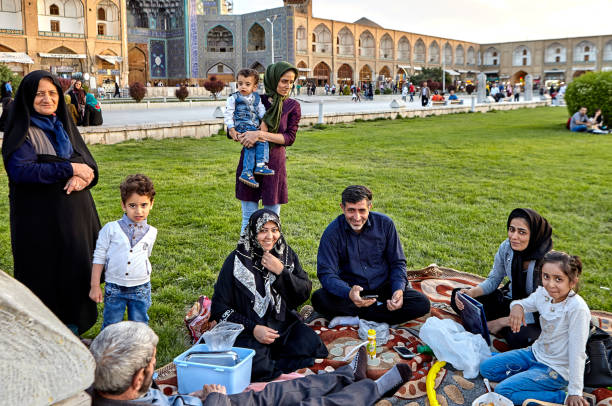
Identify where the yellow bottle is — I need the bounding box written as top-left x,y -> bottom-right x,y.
366,329 -> 377,359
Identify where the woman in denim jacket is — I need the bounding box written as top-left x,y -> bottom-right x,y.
450,208 -> 553,349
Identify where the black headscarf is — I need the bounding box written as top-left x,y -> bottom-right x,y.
507,208 -> 553,299
2,70 -> 97,185
234,209 -> 294,320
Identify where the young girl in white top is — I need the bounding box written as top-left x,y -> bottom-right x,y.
479,250 -> 591,406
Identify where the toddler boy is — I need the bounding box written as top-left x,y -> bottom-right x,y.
224,68 -> 272,188
89,174 -> 157,329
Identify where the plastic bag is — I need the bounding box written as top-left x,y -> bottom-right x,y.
358,319 -> 390,345
199,321 -> 244,351
419,317 -> 491,379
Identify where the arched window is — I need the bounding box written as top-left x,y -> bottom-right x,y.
444,43 -> 452,64
513,46 -> 531,66
296,26 -> 306,53
455,45 -> 464,65
397,37 -> 410,61
379,66 -> 391,79
337,63 -> 353,81
428,41 -> 439,63
247,23 -> 265,51
97,7 -> 105,20
574,41 -> 596,62
484,47 -> 499,65
467,46 -> 475,65
359,30 -> 375,58
97,23 -> 105,35
207,25 -> 234,52
379,34 -> 393,59
359,65 -> 372,82
337,27 -> 354,56
49,4 -> 59,15
545,43 -> 566,63
312,24 -> 331,53
312,62 -> 330,85
414,38 -> 425,63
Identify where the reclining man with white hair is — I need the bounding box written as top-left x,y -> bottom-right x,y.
89,321 -> 412,405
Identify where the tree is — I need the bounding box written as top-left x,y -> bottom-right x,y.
129,82 -> 147,102
564,71 -> 612,126
203,75 -> 225,100
0,63 -> 22,95
175,85 -> 189,101
409,67 -> 451,90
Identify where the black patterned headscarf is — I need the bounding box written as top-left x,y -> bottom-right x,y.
233,209 -> 294,320
507,208 -> 553,299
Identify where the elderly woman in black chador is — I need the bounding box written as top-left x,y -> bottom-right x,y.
211,209 -> 328,382
2,70 -> 101,335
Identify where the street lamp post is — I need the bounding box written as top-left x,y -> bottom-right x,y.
266,15 -> 278,65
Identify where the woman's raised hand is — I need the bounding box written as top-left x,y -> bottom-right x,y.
262,251 -> 283,275
253,325 -> 279,344
71,163 -> 94,183
455,288 -> 472,311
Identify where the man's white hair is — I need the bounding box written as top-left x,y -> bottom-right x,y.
89,321 -> 158,395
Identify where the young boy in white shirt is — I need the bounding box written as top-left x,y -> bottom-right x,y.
89,174 -> 157,329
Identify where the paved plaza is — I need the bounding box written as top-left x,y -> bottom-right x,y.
98,94 -> 503,127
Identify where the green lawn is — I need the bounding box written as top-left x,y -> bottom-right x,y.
1,106 -> 610,365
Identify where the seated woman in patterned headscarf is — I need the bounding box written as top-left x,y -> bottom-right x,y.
211,209 -> 328,382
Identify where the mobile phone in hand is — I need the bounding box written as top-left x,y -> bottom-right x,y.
393,346 -> 416,359
361,294 -> 378,299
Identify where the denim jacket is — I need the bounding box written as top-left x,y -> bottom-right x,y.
478,239 -> 539,323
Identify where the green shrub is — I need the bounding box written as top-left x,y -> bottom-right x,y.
342,86 -> 351,96
383,88 -> 392,95
374,89 -> 380,95
0,63 -> 22,94
564,71 -> 612,125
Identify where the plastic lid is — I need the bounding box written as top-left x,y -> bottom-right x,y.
367,329 -> 376,336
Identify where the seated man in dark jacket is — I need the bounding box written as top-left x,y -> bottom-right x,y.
89,321 -> 412,406
312,185 -> 430,327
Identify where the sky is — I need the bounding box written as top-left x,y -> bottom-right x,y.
231,0 -> 612,44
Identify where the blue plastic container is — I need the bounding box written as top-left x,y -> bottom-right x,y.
173,344 -> 255,395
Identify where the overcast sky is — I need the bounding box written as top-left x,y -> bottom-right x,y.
232,0 -> 612,44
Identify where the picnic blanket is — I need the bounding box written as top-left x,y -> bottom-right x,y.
156,265 -> 612,406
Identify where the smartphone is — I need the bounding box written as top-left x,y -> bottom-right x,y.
393,346 -> 416,359
361,294 -> 378,299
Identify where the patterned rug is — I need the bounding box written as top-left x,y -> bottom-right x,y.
155,265 -> 612,406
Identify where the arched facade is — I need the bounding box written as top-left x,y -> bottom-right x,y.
444,42 -> 452,65
574,40 -> 597,62
359,64 -> 372,82
247,23 -> 265,51
483,47 -> 499,65
312,61 -> 330,85
512,45 -> 531,66
511,69 -> 528,84
0,0 -> 23,30
337,63 -> 353,85
37,0 -> 84,34
604,40 -> 612,61
397,36 -> 410,61
250,61 -> 265,72
414,38 -> 425,63
296,25 -> 307,53
379,34 -> 393,60
545,43 -> 566,63
206,62 -> 234,82
96,0 -> 119,37
379,65 -> 390,79
312,23 -> 331,53
428,40 -> 439,64
207,25 -> 233,52
337,27 -> 354,56
466,46 -> 476,65
359,30 -> 375,58
455,44 -> 464,65
128,46 -> 147,84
